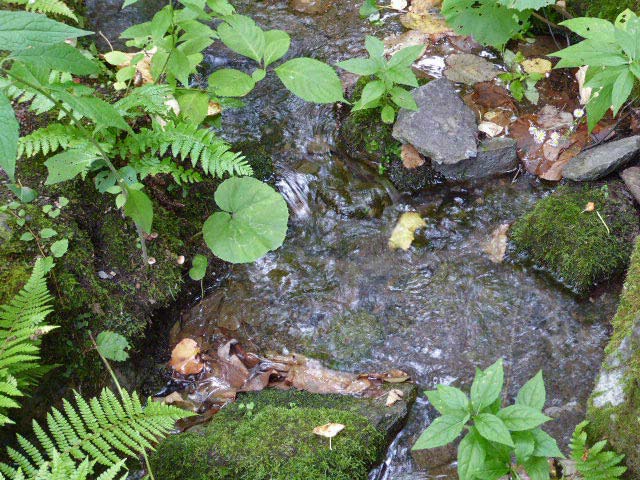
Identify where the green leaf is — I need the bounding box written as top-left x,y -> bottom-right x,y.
458,428 -> 486,480
559,17 -> 616,42
337,58 -> 379,76
523,456 -> 551,480
612,70 -> 634,116
104,51 -> 131,65
20,232 -> 35,242
0,92 -> 18,181
39,228 -> 57,239
475,459 -> 510,480
51,90 -> 132,132
497,405 -> 551,431
412,414 -> 468,450
276,58 -> 345,103
388,44 -> 426,68
474,413 -> 514,447
436,385 -> 470,414
252,69 -> 266,82
167,48 -> 192,86
122,0 -> 139,7
586,82 -> 614,132
496,0 -> 554,10
353,80 -> 385,110
470,359 -> 504,412
381,105 -> 395,124
50,238 -> 68,258
8,184 -> 38,203
360,0 -> 379,18
365,35 -> 385,58
11,43 -> 99,75
177,90 -> 210,124
390,86 -> 418,110
203,177 -> 289,263
44,149 -> 99,185
124,188 -> 154,234
513,430 -> 535,464
96,331 -> 130,362
386,65 -> 419,87
208,68 -> 256,97
207,0 -> 235,15
0,11 -> 92,51
531,428 -> 564,458
217,15 -> 265,63
263,30 -> 290,67
189,254 -> 208,281
551,40 -> 627,68
516,371 -> 546,410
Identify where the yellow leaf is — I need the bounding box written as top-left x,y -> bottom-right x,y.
521,58 -> 552,75
169,338 -> 204,375
388,212 -> 426,251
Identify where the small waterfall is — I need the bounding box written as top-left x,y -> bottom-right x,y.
277,168 -> 313,219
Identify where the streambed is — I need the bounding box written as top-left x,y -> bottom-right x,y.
87,1 -> 619,477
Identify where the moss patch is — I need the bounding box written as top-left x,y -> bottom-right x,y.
151,390 -> 388,480
570,0 -> 640,21
509,183 -> 639,294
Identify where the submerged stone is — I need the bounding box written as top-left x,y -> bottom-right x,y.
151,385 -> 417,480
509,182 -> 639,294
563,136 -> 640,181
587,237 -> 640,475
433,137 -> 518,180
392,78 -> 477,165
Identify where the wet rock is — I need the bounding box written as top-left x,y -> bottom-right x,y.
620,165 -> 640,205
433,137 -> 518,180
563,136 -> 640,181
289,0 -> 335,14
444,53 -> 499,85
411,442 -> 457,471
151,385 -> 417,480
387,157 -> 443,192
392,78 -> 478,165
0,214 -> 11,245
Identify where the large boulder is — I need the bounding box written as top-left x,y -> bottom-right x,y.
392,78 -> 478,166
587,237 -> 640,476
563,136 -> 640,181
151,385 -> 417,480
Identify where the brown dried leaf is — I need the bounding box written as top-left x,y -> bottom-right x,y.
169,338 -> 204,375
401,144 -> 425,169
386,389 -> 404,407
484,224 -> 510,263
383,369 -> 411,383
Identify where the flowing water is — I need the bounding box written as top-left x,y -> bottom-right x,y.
88,2 -> 619,477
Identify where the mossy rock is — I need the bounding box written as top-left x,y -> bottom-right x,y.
151,386 -> 417,480
570,0 -> 640,21
509,182 -> 639,294
586,237 -> 640,476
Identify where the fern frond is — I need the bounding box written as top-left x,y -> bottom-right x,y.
0,0 -> 78,21
0,72 -> 72,115
0,258 -> 55,427
18,124 -> 86,158
114,85 -> 174,119
570,421 -> 627,480
122,121 -> 253,178
131,156 -> 203,185
3,388 -> 193,478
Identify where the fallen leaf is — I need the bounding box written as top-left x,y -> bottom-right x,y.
576,66 -> 591,106
444,53 -> 498,85
383,369 -> 411,383
104,47 -> 156,87
388,212 -> 427,251
478,121 -> 504,137
400,2 -> 452,35
386,389 -> 404,407
169,338 -> 204,375
401,144 -> 425,169
484,223 -> 510,263
208,101 -> 222,117
390,0 -> 408,10
521,58 -> 552,75
470,82 -> 518,113
537,105 -> 573,129
313,423 -> 345,450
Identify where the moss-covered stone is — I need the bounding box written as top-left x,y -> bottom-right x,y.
509,183 -> 639,294
151,387 -> 418,480
571,0 -> 640,21
586,237 -> 640,476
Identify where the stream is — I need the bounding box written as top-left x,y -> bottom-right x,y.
87,1 -> 619,477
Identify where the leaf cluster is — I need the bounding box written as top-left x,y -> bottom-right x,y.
337,35 -> 424,124
567,421 -> 626,480
413,359 -> 563,480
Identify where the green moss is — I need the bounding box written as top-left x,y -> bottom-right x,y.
151,390 -> 386,480
510,183 -> 639,294
576,0 -> 640,21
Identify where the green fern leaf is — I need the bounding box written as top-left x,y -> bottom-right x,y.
569,421 -> 627,480
18,124 -> 86,158
0,0 -> 78,21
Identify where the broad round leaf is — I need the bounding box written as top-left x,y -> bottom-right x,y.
189,254 -> 208,281
208,68 -> 256,97
203,177 -> 289,263
96,331 -> 130,362
276,58 -> 345,104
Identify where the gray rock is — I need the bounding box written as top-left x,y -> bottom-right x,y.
432,137 -> 518,180
444,53 -> 499,85
411,441 -> 457,471
563,136 -> 640,181
392,78 -> 477,165
620,165 -> 640,205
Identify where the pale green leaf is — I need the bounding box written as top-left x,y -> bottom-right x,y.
531,428 -> 564,458
559,17 -> 616,42
0,92 -> 18,181
276,57 -> 345,103
516,371 -> 546,411
44,149 -> 99,185
39,228 -> 57,239
0,11 -> 91,51
513,430 -> 536,464
470,359 -> 504,412
176,90 -> 210,124
497,0 -> 554,10
365,35 -> 385,58
337,57 -> 379,76
412,414 -> 468,450
353,80 -> 385,111
612,70 -> 634,116
203,177 -> 289,263
11,43 -> 99,75
217,15 -> 265,63
207,0 -> 235,15
458,429 -> 486,480
124,188 -> 154,234
474,413 -> 514,447
96,331 -> 130,362
189,254 -> 208,281
390,86 -> 418,110
388,44 -> 426,68
263,30 -> 290,67
381,104 -> 395,124
50,238 -> 68,258
208,68 -> 256,97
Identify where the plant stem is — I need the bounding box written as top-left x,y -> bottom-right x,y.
530,11 -> 566,32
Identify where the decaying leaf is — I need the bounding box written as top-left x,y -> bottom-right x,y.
104,47 -> 156,87
169,338 -> 204,375
382,369 -> 411,383
521,58 -> 552,75
208,101 -> 222,116
400,1 -> 451,35
483,223 -> 510,263
576,66 -> 591,106
313,423 -> 345,450
386,389 -> 404,407
390,0 -> 408,10
444,53 -> 498,85
389,212 -> 426,251
478,121 -> 504,138
401,144 -> 425,169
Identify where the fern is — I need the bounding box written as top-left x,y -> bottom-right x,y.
0,455 -> 126,480
0,258 -> 56,427
569,421 -> 627,480
131,156 -> 203,185
0,72 -> 72,115
122,121 -> 253,178
0,388 -> 193,478
114,85 -> 174,119
0,0 -> 78,21
18,124 -> 86,158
